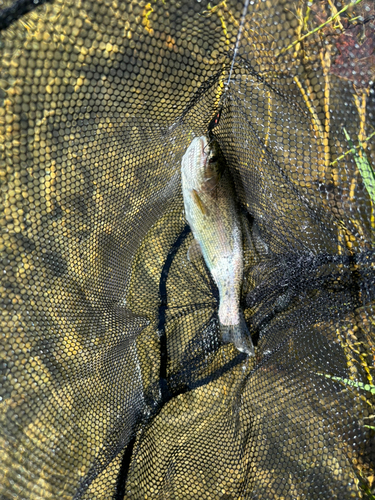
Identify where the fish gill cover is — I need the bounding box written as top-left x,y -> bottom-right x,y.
0,0 -> 374,498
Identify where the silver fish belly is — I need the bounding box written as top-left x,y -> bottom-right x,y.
181,136 -> 254,356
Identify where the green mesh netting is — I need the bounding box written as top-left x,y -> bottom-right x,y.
0,0 -> 374,498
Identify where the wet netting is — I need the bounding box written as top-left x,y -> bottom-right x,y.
0,0 -> 375,498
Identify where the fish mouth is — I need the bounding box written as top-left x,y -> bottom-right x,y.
181,135 -> 209,179
198,136 -> 207,156
199,136 -> 207,150
198,136 -> 208,165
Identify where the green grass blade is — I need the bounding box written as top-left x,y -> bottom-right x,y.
343,128 -> 375,204
316,372 -> 375,394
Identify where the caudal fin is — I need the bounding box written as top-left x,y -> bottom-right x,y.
220,314 -> 255,356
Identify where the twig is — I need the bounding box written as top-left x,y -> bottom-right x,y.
320,46 -> 332,167
276,0 -> 363,58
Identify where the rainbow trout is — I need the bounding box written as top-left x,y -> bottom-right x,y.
181,136 -> 255,356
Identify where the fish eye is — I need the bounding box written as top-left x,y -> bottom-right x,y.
209,156 -> 218,164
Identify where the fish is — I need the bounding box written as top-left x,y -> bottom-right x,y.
181,136 -> 255,356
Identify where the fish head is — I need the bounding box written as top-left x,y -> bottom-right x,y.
201,139 -> 226,193
181,136 -> 226,198
181,136 -> 209,188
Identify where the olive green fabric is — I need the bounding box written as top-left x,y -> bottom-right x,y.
0,0 -> 374,498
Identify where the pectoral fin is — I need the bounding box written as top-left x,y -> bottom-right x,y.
187,239 -> 203,263
191,189 -> 208,215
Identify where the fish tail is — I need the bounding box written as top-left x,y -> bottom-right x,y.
220,314 -> 255,356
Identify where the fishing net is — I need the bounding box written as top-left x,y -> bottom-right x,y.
0,0 -> 374,498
